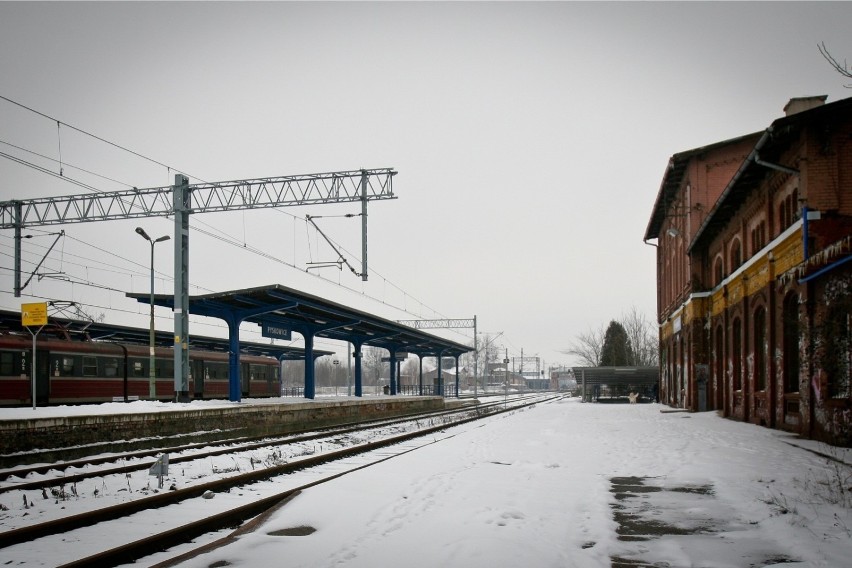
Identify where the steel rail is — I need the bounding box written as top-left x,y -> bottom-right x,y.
0,395 -> 556,551
0,397 -> 527,491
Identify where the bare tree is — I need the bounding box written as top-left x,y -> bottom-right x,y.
560,323 -> 606,366
282,360 -> 305,389
819,42 -> 852,88
563,307 -> 659,367
401,357 -> 420,386
361,346 -> 387,386
620,306 -> 659,366
314,357 -> 334,386
478,333 -> 503,382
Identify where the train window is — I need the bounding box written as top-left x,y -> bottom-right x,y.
50,355 -> 75,376
104,358 -> 119,377
251,364 -> 269,381
207,362 -> 227,380
161,360 -> 174,378
83,356 -> 98,377
1,352 -> 14,375
132,360 -> 145,377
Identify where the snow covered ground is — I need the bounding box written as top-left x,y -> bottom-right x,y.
2,396 -> 850,567
138,397 -> 849,568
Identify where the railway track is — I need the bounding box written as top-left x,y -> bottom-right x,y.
0,394 -> 559,567
0,394 -> 542,491
0,393 -> 538,470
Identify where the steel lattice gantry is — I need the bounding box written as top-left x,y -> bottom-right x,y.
397,317 -> 477,396
128,283 -> 471,402
1,169 -> 396,401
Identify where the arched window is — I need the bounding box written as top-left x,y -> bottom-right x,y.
730,239 -> 742,270
783,293 -> 800,393
791,189 -> 799,220
754,307 -> 767,391
714,257 -> 724,287
732,318 -> 742,392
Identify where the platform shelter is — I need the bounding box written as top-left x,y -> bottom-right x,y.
128,284 -> 471,402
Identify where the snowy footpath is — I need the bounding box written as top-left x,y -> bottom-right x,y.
145,397 -> 850,568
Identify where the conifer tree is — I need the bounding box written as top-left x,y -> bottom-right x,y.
600,320 -> 634,366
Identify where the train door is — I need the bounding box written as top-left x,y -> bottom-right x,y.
36,350 -> 50,405
241,362 -> 251,397
192,359 -> 205,398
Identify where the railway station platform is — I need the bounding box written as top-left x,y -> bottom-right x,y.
0,395 -> 471,456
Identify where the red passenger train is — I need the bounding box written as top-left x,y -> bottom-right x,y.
0,333 -> 281,406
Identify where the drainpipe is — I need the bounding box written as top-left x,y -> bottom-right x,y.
802,205 -> 810,261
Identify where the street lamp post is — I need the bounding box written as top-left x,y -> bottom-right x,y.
136,227 -> 170,400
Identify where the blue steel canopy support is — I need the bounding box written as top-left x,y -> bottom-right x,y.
304,333 -> 316,399
353,342 -> 363,397
436,352 -> 443,396
389,349 -> 397,395
454,354 -> 461,398
225,314 -> 242,402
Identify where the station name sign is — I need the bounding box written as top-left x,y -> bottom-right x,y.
261,322 -> 291,340
381,352 -> 409,362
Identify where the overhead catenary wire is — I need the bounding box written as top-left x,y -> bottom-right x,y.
0,139 -> 138,189
1,96 -> 471,345
0,94 -> 202,184
0,150 -> 105,194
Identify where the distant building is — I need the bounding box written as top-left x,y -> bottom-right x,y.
645,96 -> 852,444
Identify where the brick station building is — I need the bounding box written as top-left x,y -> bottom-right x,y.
645,96 -> 852,444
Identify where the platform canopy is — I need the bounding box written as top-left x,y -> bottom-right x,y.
128,283 -> 470,357
0,308 -> 326,361
570,366 -> 659,385
128,284 -> 471,401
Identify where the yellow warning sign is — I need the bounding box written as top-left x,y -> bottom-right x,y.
22,302 -> 48,327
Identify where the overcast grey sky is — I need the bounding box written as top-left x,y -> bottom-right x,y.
1,1 -> 851,368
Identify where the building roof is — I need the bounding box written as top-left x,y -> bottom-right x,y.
688,96 -> 852,253
643,132 -> 761,242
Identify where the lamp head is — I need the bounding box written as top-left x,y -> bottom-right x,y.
135,227 -> 151,241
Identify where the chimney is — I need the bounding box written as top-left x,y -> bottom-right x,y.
783,95 -> 828,116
